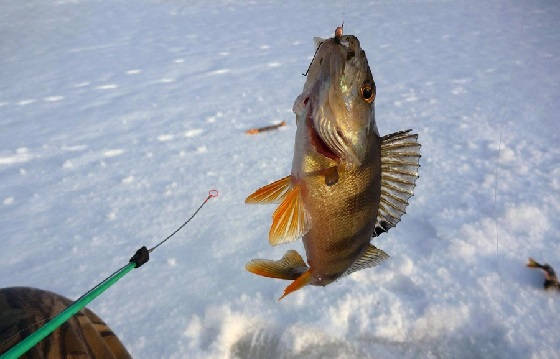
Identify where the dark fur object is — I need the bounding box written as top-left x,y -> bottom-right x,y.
0,287 -> 131,358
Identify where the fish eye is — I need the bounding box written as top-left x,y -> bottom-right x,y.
360,82 -> 376,103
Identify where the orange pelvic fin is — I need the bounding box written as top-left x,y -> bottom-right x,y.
245,250 -> 308,280
279,270 -> 313,300
269,185 -> 309,246
245,175 -> 293,204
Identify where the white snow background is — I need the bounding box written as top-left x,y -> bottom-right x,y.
1,0 -> 559,358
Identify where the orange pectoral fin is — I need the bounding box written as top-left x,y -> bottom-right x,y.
269,185 -> 309,246
279,270 -> 312,300
245,175 -> 293,204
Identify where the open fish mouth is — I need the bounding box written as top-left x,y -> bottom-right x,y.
304,97 -> 339,161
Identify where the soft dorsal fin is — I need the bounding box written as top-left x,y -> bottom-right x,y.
374,129 -> 421,236
246,250 -> 308,280
245,176 -> 293,204
342,244 -> 389,277
269,185 -> 309,246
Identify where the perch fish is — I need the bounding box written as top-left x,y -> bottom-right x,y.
245,28 -> 421,299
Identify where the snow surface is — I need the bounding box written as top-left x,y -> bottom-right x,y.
1,0 -> 560,358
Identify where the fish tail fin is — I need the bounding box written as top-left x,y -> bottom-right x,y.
279,270 -> 313,301
246,250 -> 308,280
527,257 -> 541,268
245,175 -> 293,204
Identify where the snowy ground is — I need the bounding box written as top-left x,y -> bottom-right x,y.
1,0 -> 560,358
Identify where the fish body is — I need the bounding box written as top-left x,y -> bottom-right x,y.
290,35 -> 381,286
246,28 -> 420,299
292,118 -> 381,286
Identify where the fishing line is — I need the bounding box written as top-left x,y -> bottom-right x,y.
1,190 -> 218,358
149,189 -> 219,253
339,0 -> 347,32
302,42 -> 323,77
493,127 -> 503,283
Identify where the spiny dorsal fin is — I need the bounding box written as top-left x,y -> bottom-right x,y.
342,244 -> 389,277
246,250 -> 308,280
374,129 -> 421,236
269,185 -> 310,246
246,176 -> 293,204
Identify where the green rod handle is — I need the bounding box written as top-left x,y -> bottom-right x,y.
1,262 -> 136,359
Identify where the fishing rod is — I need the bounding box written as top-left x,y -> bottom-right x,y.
0,190 -> 218,359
